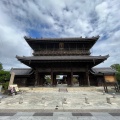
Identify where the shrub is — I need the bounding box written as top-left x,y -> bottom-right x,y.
46,77 -> 52,83
2,82 -> 9,90
72,77 -> 78,84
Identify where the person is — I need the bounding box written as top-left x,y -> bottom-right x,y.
9,87 -> 17,95
10,87 -> 14,95
13,87 -> 17,95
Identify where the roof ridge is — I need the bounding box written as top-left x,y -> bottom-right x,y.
24,35 -> 100,40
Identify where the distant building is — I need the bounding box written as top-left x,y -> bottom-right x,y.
10,36 -> 116,87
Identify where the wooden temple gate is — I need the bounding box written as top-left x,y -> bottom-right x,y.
34,67 -> 90,87
14,36 -> 110,87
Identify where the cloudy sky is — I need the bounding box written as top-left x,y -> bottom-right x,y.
0,0 -> 120,70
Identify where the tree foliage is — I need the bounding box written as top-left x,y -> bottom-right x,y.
111,64 -> 120,72
111,64 -> 120,84
72,77 -> 78,84
0,70 -> 10,83
0,63 -> 10,83
45,75 -> 51,83
0,63 -> 3,70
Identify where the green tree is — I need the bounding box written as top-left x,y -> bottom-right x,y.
0,63 -> 3,70
0,63 -> 10,90
0,70 -> 10,83
0,62 -> 10,83
111,64 -> 120,84
45,75 -> 52,84
72,77 -> 78,84
111,64 -> 120,72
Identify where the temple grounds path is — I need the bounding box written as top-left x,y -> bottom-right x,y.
0,86 -> 120,111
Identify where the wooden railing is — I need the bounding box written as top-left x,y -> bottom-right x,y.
33,49 -> 90,56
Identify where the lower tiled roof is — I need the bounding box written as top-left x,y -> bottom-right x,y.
16,55 -> 109,61
10,67 -> 115,76
11,68 -> 32,75
92,67 -> 116,74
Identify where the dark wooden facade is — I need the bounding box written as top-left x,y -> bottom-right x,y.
14,36 -> 110,87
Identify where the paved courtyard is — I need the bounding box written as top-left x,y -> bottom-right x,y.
0,86 -> 120,110
0,86 -> 120,119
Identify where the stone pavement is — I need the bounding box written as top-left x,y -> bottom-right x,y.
1,87 -> 120,110
0,86 -> 120,119
0,112 -> 120,120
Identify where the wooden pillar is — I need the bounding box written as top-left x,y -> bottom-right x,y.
51,70 -> 53,86
39,73 -> 44,86
86,66 -> 90,86
78,74 -> 81,86
67,73 -> 72,86
35,70 -> 39,86
71,69 -> 73,86
79,73 -> 84,86
81,71 -> 87,86
53,73 -> 57,86
67,73 -> 70,86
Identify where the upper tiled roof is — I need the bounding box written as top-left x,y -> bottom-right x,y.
10,68 -> 32,75
24,36 -> 100,52
24,36 -> 99,41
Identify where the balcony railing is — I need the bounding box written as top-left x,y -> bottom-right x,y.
33,49 -> 90,56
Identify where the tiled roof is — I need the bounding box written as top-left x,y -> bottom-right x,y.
11,68 -> 32,75
24,36 -> 99,41
16,55 -> 109,61
92,67 -> 116,74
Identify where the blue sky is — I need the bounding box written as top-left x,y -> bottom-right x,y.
0,0 -> 120,69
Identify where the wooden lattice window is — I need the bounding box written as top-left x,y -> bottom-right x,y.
59,42 -> 64,49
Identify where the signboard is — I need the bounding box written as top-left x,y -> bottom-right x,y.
104,75 -> 116,83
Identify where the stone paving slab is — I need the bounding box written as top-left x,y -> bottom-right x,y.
0,113 -> 16,116
91,112 -> 111,116
72,113 -> 92,116
109,113 -> 120,116
15,112 -> 34,116
33,113 -> 53,116
53,112 -> 72,116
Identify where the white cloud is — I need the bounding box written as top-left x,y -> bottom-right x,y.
0,0 -> 120,69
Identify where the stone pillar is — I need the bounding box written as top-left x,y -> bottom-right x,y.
9,72 -> 15,86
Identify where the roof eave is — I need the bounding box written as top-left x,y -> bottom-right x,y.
24,36 -> 99,41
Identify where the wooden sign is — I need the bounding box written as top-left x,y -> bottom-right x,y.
104,75 -> 116,83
